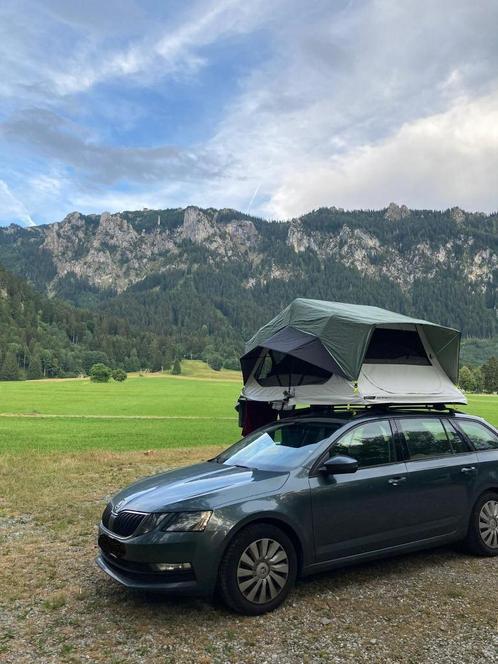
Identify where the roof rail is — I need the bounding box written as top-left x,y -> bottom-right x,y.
360,403 -> 462,416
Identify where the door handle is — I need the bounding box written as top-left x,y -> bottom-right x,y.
388,476 -> 407,486
461,466 -> 477,475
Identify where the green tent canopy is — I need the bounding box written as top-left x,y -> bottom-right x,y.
241,299 -> 464,406
245,299 -> 461,383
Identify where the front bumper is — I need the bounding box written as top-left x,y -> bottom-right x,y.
96,525 -> 222,597
96,554 -> 201,595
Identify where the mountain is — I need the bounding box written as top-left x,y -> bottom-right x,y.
0,203 -> 496,367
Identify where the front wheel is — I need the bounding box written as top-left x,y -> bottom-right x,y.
218,523 -> 297,615
464,492 -> 498,556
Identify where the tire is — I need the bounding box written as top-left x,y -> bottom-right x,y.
218,523 -> 297,615
464,491 -> 498,556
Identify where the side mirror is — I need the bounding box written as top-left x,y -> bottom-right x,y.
320,454 -> 359,475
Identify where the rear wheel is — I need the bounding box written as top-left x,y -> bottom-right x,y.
464,492 -> 498,556
218,523 -> 297,615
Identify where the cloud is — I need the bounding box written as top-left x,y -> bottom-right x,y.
1,109 -> 227,186
0,0 -> 275,102
206,0 -> 498,217
267,91 -> 498,217
0,181 -> 35,226
2,0 -> 498,224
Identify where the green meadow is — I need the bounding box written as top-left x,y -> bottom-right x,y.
0,360 -> 495,454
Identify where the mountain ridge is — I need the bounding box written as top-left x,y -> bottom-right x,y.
0,204 -> 496,363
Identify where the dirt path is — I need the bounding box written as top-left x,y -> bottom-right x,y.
0,413 -> 234,420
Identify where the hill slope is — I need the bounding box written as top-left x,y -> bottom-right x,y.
0,204 -> 496,363
0,265 -> 170,378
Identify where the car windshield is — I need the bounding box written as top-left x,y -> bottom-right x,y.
216,421 -> 343,471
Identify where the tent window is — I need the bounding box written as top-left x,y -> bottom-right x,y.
364,328 -> 431,365
255,350 -> 332,387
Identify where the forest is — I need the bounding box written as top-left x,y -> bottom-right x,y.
0,265 -> 175,379
0,205 -> 496,382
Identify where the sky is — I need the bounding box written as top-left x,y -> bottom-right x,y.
1,0 -> 498,226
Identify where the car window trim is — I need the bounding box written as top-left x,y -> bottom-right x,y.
441,418 -> 473,455
309,417 -> 398,476
403,452 -> 455,464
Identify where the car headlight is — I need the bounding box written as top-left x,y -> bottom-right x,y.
161,511 -> 212,532
135,512 -> 171,535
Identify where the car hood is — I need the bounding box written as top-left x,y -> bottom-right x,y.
110,462 -> 289,512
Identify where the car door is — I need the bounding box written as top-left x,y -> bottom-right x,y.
309,418 -> 411,562
394,416 -> 479,541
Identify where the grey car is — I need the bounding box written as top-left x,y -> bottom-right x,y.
97,409 -> 498,614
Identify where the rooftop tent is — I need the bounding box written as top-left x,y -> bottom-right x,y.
240,299 -> 466,406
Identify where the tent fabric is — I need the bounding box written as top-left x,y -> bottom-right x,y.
245,299 -> 461,384
240,326 -> 342,383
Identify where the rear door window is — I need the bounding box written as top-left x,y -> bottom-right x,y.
397,418 -> 453,460
442,419 -> 470,454
456,420 -> 498,451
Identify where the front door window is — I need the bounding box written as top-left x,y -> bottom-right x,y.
333,420 -> 394,467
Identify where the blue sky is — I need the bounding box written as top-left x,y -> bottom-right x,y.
1,0 -> 498,226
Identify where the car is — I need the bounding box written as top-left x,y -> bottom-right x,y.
96,408 -> 498,615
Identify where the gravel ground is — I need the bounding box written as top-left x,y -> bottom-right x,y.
1,449 -> 497,664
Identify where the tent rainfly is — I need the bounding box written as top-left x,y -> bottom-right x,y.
240,299 -> 466,406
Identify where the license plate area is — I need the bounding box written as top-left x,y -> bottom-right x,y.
99,533 -> 126,559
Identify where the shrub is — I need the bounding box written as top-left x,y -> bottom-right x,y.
171,359 -> 181,375
89,363 -> 112,383
207,354 -> 223,371
223,357 -> 240,371
112,368 -> 127,382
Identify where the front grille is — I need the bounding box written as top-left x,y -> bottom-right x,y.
102,502 -> 112,529
110,510 -> 147,537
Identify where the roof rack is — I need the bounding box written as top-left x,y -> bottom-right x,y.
285,403 -> 463,419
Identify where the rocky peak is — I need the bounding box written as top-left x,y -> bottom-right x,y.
61,211 -> 84,226
450,206 -> 466,224
287,219 -> 313,253
95,212 -> 138,247
179,206 -> 216,244
384,202 -> 410,222
225,219 -> 258,250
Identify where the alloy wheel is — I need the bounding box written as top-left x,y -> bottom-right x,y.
236,538 -> 289,604
479,500 -> 498,549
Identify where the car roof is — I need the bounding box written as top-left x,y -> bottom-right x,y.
281,408 -> 488,427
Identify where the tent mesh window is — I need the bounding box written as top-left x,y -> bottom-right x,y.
364,328 -> 431,365
255,350 -> 332,387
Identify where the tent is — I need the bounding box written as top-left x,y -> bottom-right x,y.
240,299 -> 466,406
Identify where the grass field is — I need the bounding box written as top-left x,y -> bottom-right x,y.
0,361 -> 243,454
0,363 -> 497,663
0,362 -> 495,454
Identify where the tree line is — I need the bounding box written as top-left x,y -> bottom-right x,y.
0,265 -> 183,380
459,357 -> 498,394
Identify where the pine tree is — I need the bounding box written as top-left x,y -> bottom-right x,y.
482,356 -> 498,393
171,358 -> 181,375
0,351 -> 20,381
27,353 -> 43,379
127,349 -> 140,372
459,366 -> 474,392
471,366 -> 484,393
